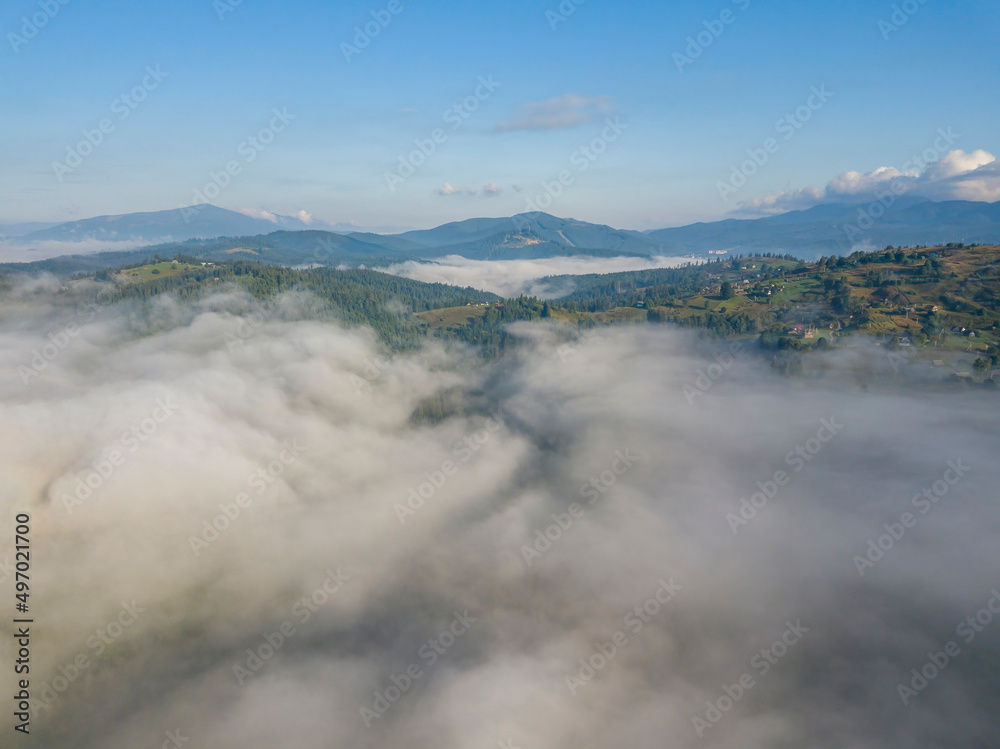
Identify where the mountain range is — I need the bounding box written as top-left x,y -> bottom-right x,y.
9,206 -> 411,244
6,198 -> 1000,264
645,197 -> 1000,257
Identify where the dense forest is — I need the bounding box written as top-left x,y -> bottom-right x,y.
1,244 -> 997,368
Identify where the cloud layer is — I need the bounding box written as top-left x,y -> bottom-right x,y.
0,284 -> 998,748
382,255 -> 697,297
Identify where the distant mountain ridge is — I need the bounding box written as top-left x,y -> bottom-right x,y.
645,198 -> 1000,257
8,199 -> 1000,263
0,221 -> 57,238
14,206 -> 412,245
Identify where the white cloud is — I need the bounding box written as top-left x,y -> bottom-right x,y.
736,186 -> 826,215
826,166 -> 917,195
294,210 -> 314,225
382,255 -> 699,298
935,158 -> 1000,202
736,148 -> 1000,216
237,208 -> 278,222
925,148 -> 994,180
437,183 -> 461,196
497,94 -> 615,132
483,181 -> 503,197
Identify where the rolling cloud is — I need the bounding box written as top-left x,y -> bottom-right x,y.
0,284 -> 998,748
738,148 -> 1000,215
382,254 -> 697,297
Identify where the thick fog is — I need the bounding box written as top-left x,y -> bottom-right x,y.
382,254 -> 697,297
1,284 -> 998,749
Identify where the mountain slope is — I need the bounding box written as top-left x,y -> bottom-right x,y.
15,206 -> 412,245
646,199 -> 1000,258
17,206 -> 314,244
381,212 -> 663,256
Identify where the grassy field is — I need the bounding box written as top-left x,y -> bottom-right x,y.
414,305 -> 488,329
117,261 -> 203,283
662,245 -> 1000,350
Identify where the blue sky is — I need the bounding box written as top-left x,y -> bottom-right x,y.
1,0 -> 997,229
